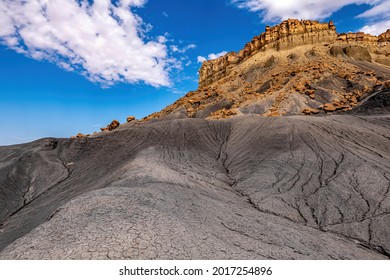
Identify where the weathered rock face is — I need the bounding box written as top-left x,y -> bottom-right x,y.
126,116 -> 136,123
379,29 -> 390,42
344,46 -> 372,62
199,20 -> 390,89
199,19 -> 337,88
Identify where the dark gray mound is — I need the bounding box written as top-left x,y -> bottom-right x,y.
344,46 -> 372,62
0,114 -> 389,260
350,90 -> 390,115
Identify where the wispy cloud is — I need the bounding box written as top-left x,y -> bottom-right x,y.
229,0 -> 390,34
358,1 -> 390,35
170,44 -> 197,53
0,0 -> 174,87
229,0 -> 375,21
197,51 -> 228,63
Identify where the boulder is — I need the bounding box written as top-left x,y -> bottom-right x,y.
302,108 -> 319,115
101,120 -> 120,132
330,46 -> 344,57
323,103 -> 336,112
127,116 -> 136,123
343,46 -> 372,62
378,29 -> 390,42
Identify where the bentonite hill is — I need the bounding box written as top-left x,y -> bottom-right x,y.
0,19 -> 390,260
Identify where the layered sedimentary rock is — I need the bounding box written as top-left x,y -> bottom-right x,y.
199,20 -> 390,89
138,20 -> 389,121
199,19 -> 337,88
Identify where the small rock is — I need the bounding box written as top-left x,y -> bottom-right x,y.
302,108 -> 319,115
101,120 -> 120,132
323,103 -> 336,112
127,116 -> 136,123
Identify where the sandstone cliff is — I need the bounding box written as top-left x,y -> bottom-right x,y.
199,19 -> 338,88
141,19 -> 389,121
199,20 -> 390,88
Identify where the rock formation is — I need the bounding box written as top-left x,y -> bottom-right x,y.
100,120 -> 120,132
141,20 -> 389,121
198,21 -> 390,89
126,116 -> 136,123
199,19 -> 338,88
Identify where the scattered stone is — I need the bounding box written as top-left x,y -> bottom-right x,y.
127,116 -> 136,123
323,103 -> 336,112
101,120 -> 120,132
302,108 -> 319,115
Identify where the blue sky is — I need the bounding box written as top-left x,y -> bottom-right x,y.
0,0 -> 389,145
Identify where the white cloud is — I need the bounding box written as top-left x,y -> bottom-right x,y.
0,0 -> 173,87
208,51 -> 228,60
230,1 -> 390,37
229,0 -> 380,21
197,56 -> 207,63
197,51 -> 228,63
360,20 -> 390,35
170,44 -> 197,53
358,1 -> 390,35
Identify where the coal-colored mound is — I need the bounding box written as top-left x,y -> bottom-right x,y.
349,90 -> 390,115
0,114 -> 389,260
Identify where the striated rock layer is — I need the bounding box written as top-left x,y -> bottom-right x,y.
199,19 -> 337,88
198,19 -> 390,89
141,20 -> 390,121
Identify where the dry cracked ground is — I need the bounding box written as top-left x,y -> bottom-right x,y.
0,91 -> 389,260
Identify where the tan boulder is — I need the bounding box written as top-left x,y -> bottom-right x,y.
378,29 -> 390,42
293,82 -> 306,92
302,108 -> 319,115
127,116 -> 136,123
101,120 -> 120,132
323,103 -> 336,112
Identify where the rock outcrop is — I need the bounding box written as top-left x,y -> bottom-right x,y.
198,21 -> 390,89
378,29 -> 390,42
139,20 -> 389,121
100,120 -> 120,132
199,19 -> 337,88
126,116 -> 136,123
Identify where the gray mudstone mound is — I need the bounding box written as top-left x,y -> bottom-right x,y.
344,46 -> 372,62
0,112 -> 390,260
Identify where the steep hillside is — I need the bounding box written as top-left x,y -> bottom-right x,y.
0,111 -> 390,259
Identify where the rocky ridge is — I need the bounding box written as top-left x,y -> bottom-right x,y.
141,19 -> 390,121
198,19 -> 389,89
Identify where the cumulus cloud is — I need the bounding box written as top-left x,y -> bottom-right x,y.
229,0 -> 379,21
197,51 -> 228,63
230,0 -> 390,36
0,0 -> 173,87
358,1 -> 390,35
231,0 -> 378,22
360,20 -> 390,35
